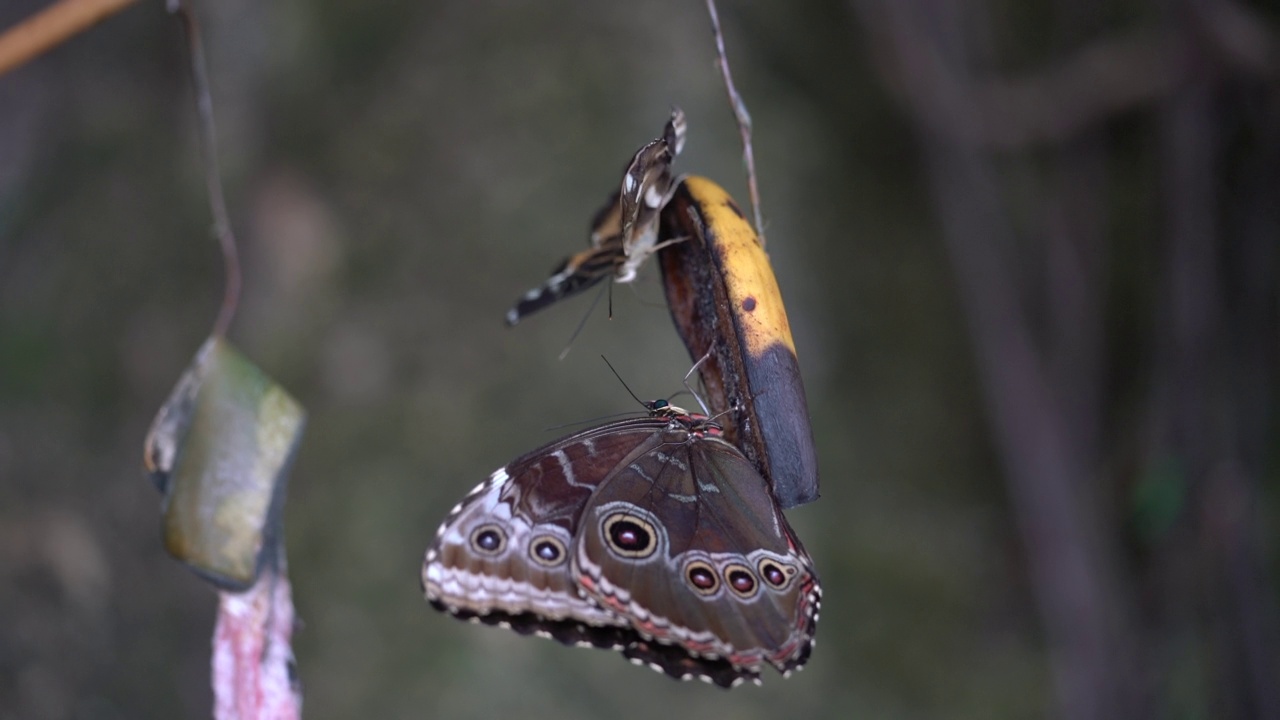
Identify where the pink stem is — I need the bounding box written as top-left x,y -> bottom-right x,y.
212,563 -> 301,720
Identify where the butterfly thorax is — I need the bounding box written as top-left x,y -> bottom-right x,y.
644,398 -> 724,440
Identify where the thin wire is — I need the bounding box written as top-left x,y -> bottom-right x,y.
706,0 -> 766,247
540,409 -> 646,433
170,0 -> 241,338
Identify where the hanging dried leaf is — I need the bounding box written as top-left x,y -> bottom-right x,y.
658,176 -> 819,508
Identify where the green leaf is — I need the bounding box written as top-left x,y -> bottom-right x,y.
144,337 -> 306,590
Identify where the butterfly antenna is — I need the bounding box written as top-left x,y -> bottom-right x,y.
600,355 -> 649,410
557,282 -> 609,361
542,409 -> 644,432
682,350 -> 715,415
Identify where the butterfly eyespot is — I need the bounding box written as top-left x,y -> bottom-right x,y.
723,564 -> 759,599
684,560 -> 720,596
602,513 -> 658,559
469,525 -> 507,556
757,559 -> 795,590
529,536 -> 567,567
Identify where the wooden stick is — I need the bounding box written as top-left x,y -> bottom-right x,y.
0,0 -> 140,77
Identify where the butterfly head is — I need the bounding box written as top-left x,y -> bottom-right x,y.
643,397 -> 724,438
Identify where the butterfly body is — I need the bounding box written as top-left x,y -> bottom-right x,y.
422,404 -> 819,687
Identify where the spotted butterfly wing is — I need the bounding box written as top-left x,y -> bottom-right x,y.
575,426 -> 816,675
422,404 -> 820,687
505,108 -> 687,325
423,418 -> 657,635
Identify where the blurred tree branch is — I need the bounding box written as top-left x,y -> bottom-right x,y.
850,3 -> 1140,717
1148,13 -> 1280,713
849,0 -> 1280,717
0,0 -> 140,76
858,0 -> 1278,150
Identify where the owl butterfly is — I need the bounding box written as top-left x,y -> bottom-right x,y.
505,107 -> 687,325
421,400 -> 820,687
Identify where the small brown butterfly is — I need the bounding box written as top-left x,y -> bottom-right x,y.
506,108 -> 687,325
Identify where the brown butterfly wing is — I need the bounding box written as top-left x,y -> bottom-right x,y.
423,419 -> 668,634
573,423 -> 820,685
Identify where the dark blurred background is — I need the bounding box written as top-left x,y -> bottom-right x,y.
1,0 -> 1278,718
